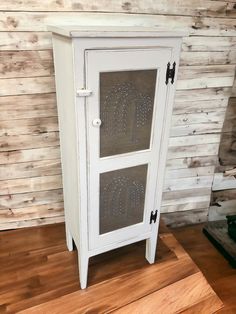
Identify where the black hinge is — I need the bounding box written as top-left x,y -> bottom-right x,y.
150,210 -> 158,224
165,62 -> 176,85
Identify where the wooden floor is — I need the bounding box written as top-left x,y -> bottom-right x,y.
172,224 -> 236,314
0,222 -> 224,313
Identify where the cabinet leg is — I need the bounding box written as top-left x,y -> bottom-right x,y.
78,253 -> 89,289
65,224 -> 73,252
145,236 -> 158,264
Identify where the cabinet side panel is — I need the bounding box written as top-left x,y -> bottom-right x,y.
52,35 -> 80,244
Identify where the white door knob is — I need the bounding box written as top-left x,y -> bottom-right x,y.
92,118 -> 102,127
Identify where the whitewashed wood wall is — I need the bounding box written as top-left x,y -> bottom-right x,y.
0,1 -> 236,230
208,96 -> 236,221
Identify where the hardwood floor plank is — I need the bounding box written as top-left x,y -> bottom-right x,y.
3,238 -> 172,313
113,272 -> 223,314
88,237 -> 176,285
160,233 -> 190,259
0,223 -> 66,257
179,295 -> 224,313
172,224 -> 236,313
19,257 -> 199,313
0,222 -> 225,314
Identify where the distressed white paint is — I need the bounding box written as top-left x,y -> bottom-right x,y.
51,24 -> 183,289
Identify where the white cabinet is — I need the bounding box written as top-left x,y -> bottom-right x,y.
49,25 -> 185,289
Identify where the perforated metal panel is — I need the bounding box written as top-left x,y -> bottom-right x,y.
99,164 -> 148,234
100,70 -> 157,157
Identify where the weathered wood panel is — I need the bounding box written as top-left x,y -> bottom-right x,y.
162,208 -> 209,227
1,51 -> 235,82
0,159 -> 61,180
182,36 -> 236,52
232,79 -> 236,97
0,90 -> 229,121
0,202 -> 64,222
0,174 -> 62,196
180,51 -> 236,66
168,143 -> 219,159
0,189 -> 63,209
166,156 -> 218,170
163,188 -> 212,200
212,189 -> 236,203
0,132 -> 59,152
0,32 -> 52,50
0,94 -> 57,120
173,99 -> 228,114
218,133 -> 236,166
212,173 -> 236,191
0,50 -> 53,78
0,202 -> 64,223
210,96 -> 236,222
172,111 -> 226,126
0,76 -> 55,96
1,50 -> 235,82
0,3 -> 235,229
164,176 -> 213,192
165,166 -> 215,179
2,34 -> 236,52
161,196 -> 211,213
218,98 -> 236,166
169,134 -> 221,148
0,117 -> 58,136
0,215 -> 64,230
177,65 -> 235,90
170,122 -> 224,137
0,147 -> 60,165
175,87 -> 232,101
0,66 -> 233,96
0,12 -> 236,36
0,0 -> 235,17
208,200 -> 236,221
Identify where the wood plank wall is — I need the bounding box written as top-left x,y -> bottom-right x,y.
209,96 -> 236,221
0,1 -> 236,230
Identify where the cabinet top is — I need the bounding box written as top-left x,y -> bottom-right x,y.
48,25 -> 187,38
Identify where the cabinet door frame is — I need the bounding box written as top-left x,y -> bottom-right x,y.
85,47 -> 172,250
72,36 -> 182,256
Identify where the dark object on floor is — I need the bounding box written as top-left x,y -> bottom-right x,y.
203,220 -> 236,268
227,215 -> 236,242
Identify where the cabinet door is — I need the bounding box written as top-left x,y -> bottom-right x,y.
85,48 -> 172,250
